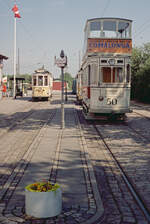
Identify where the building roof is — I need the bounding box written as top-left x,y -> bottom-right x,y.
9,77 -> 25,81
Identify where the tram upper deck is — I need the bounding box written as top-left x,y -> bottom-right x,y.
83,18 -> 132,57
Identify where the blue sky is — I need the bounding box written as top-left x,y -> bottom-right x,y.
0,0 -> 150,78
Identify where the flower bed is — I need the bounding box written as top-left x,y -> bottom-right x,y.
25,181 -> 62,218
25,181 -> 60,192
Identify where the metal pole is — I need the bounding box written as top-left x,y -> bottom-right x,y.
13,17 -> 16,99
65,81 -> 67,101
61,66 -> 65,129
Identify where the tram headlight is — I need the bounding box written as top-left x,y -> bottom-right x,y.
99,96 -> 104,101
108,59 -> 115,65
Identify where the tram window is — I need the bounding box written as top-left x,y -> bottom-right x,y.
44,76 -> 48,86
113,67 -> 123,83
91,64 -> 98,85
126,64 -> 130,82
103,21 -> 116,38
102,67 -> 111,83
118,22 -> 130,38
101,59 -> 107,64
117,60 -> 123,64
82,70 -> 87,86
33,77 -> 36,86
38,76 -> 43,86
90,21 -> 101,37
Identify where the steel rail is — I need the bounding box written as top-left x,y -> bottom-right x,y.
94,124 -> 150,222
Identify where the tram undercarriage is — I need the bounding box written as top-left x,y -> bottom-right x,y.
82,103 -> 131,121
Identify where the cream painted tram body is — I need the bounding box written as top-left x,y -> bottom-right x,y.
32,67 -> 53,101
78,17 -> 132,119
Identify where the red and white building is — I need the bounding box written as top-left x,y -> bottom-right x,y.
53,80 -> 67,92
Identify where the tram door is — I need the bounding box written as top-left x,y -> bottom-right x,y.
88,65 -> 91,98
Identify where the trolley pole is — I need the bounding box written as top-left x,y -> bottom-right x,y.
55,50 -> 67,129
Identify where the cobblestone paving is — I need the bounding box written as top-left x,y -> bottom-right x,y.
79,130 -> 145,222
0,96 -> 104,224
1,96 -> 150,223
0,99 -> 47,138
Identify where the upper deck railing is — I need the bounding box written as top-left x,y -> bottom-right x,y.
83,18 -> 132,56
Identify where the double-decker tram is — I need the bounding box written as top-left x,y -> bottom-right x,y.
79,17 -> 132,120
32,67 -> 53,101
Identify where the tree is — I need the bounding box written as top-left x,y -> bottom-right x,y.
131,42 -> 150,102
59,72 -> 74,89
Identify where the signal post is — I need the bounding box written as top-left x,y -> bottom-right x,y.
55,50 -> 67,129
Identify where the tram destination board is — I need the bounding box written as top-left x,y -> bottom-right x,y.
87,38 -> 132,54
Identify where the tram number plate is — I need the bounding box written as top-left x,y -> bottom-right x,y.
107,98 -> 117,105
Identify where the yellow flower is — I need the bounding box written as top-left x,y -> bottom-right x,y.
26,181 -> 60,192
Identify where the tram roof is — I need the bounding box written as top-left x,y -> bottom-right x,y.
85,17 -> 132,30
86,17 -> 132,23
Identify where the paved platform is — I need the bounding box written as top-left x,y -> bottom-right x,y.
0,97 -> 104,223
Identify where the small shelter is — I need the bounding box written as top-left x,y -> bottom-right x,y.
9,77 -> 25,97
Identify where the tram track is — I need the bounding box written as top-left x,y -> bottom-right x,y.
76,106 -> 150,223
0,102 -> 57,196
0,101 -> 47,138
0,106 -> 58,223
93,124 -> 150,222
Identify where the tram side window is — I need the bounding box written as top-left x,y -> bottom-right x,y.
126,64 -> 130,82
113,67 -> 123,83
90,21 -> 101,37
82,70 -> 87,86
103,21 -> 116,38
38,76 -> 43,86
33,77 -> 36,86
102,67 -> 111,83
118,22 -> 130,38
44,76 -> 48,86
91,64 -> 98,85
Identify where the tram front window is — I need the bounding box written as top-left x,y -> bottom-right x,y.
102,67 -> 123,83
33,77 -> 36,86
103,21 -> 116,38
102,67 -> 111,83
38,76 -> 43,86
118,22 -> 130,38
113,67 -> 123,83
90,21 -> 101,37
44,76 -> 48,86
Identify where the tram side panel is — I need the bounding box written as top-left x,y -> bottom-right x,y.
76,72 -> 83,104
89,86 -> 131,114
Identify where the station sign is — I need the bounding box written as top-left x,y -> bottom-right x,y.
55,57 -> 67,68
